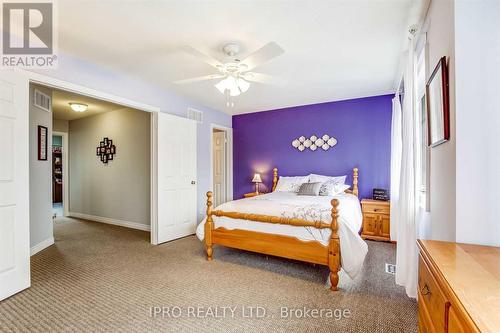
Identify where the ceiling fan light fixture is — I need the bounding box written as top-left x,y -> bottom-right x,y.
215,78 -> 228,94
237,78 -> 250,93
215,76 -> 250,97
69,102 -> 88,112
215,76 -> 239,96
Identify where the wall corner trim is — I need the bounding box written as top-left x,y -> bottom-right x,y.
68,212 -> 151,232
30,237 -> 55,256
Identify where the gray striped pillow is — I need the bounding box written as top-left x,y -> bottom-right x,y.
297,182 -> 322,196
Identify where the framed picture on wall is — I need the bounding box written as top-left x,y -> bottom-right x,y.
37,125 -> 48,160
426,56 -> 450,147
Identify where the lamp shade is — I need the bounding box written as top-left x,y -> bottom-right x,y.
252,173 -> 262,183
215,76 -> 251,97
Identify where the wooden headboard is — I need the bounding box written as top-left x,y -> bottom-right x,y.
271,167 -> 359,198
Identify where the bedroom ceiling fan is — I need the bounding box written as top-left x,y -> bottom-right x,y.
174,42 -> 285,107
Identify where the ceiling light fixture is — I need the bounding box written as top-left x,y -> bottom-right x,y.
215,76 -> 250,97
69,102 -> 88,112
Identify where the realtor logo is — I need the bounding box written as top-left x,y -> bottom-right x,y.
1,1 -> 57,68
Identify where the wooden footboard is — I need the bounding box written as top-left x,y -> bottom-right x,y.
204,192 -> 342,291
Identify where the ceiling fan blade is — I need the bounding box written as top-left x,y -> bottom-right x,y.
173,74 -> 225,84
181,45 -> 224,69
240,42 -> 284,71
241,72 -> 286,86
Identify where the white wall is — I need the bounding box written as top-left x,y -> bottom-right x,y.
53,119 -> 69,132
31,52 -> 232,223
69,108 -> 151,226
422,0 -> 456,241
29,84 -> 53,248
455,0 -> 500,246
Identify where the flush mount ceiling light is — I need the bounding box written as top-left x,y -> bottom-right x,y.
69,102 -> 88,112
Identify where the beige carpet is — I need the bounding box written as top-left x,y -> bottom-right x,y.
0,217 -> 417,332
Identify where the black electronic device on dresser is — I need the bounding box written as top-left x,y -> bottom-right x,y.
372,188 -> 389,201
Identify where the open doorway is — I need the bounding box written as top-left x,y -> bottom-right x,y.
51,131 -> 67,219
29,83 -> 152,254
211,124 -> 233,207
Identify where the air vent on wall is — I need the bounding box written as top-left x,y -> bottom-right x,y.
34,89 -> 52,112
187,107 -> 203,124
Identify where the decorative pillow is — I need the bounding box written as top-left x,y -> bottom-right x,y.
274,175 -> 310,192
319,181 -> 350,196
309,173 -> 347,184
297,182 -> 322,196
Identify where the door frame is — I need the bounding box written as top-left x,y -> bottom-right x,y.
52,131 -> 69,217
209,123 -> 233,203
22,70 -> 160,244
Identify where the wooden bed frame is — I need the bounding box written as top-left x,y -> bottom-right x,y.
204,167 -> 359,291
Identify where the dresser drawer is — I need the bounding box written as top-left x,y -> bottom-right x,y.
418,289 -> 436,333
418,256 -> 448,333
448,304 -> 477,333
362,204 -> 389,215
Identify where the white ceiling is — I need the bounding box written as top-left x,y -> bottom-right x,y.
57,0 -> 413,115
51,88 -> 123,121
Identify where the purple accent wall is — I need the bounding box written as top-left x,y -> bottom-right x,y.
232,94 -> 392,199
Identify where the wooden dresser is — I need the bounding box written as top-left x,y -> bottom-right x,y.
361,199 -> 390,241
417,240 -> 500,332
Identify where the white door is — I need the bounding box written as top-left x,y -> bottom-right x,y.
0,70 -> 30,300
212,131 -> 227,207
154,112 -> 197,244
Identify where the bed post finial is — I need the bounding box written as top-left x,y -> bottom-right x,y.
352,168 -> 359,198
329,199 -> 341,291
205,191 -> 214,261
272,168 -> 278,192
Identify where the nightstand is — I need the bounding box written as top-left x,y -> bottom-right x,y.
243,192 -> 263,198
361,199 -> 391,242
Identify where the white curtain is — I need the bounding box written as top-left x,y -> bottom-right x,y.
392,37 -> 419,298
390,93 -> 402,241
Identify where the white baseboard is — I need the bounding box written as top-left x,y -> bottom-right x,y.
68,212 -> 151,232
31,237 -> 55,256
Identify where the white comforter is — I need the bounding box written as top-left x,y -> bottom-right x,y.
196,192 -> 368,279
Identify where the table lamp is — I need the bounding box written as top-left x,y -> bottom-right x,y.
252,173 -> 262,193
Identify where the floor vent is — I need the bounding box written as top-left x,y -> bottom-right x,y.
187,107 -> 203,123
385,263 -> 396,275
34,89 -> 52,112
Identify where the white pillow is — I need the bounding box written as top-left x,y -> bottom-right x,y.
309,173 -> 347,184
274,175 -> 310,193
319,182 -> 350,196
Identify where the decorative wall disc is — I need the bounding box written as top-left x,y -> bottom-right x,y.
291,134 -> 338,152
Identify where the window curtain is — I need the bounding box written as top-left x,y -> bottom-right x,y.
392,37 -> 419,298
390,91 -> 402,241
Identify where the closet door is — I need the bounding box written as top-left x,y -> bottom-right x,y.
153,112 -> 197,244
0,70 -> 30,300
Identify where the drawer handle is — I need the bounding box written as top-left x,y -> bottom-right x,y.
373,208 -> 381,212
421,284 -> 431,296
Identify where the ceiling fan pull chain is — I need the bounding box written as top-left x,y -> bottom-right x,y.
225,90 -> 234,108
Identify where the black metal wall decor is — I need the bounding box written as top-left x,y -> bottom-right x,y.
96,137 -> 116,164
